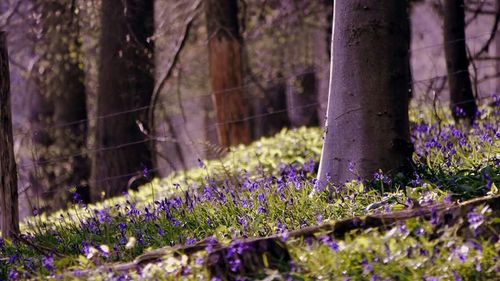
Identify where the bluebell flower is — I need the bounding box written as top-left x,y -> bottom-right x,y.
155,223 -> 164,237
9,269 -> 19,280
452,270 -> 462,281
42,255 -> 54,272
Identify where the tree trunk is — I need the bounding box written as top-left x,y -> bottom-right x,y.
29,1 -> 90,210
496,1 -> 500,95
443,0 -> 477,123
0,31 -> 19,239
317,1 -> 413,187
286,69 -> 319,128
250,73 -> 289,139
92,0 -> 155,201
205,0 -> 251,147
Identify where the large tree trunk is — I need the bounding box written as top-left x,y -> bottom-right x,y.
205,0 -> 251,147
29,1 -> 90,210
0,31 -> 19,239
443,0 -> 477,123
317,1 -> 413,186
92,0 -> 155,201
496,1 -> 500,95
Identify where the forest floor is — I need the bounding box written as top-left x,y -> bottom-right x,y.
0,103 -> 499,280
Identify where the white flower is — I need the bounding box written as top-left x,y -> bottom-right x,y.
125,237 -> 137,249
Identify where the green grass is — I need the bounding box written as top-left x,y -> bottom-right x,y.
1,105 -> 499,280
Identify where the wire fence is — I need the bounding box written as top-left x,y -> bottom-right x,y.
17,66 -> 498,199
8,27 -> 500,214
16,64 -> 498,166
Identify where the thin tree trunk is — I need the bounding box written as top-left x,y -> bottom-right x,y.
0,31 -> 19,239
206,0 -> 251,147
443,0 -> 477,123
92,0 -> 155,201
317,0 -> 413,186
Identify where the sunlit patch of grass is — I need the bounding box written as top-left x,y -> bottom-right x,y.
1,103 -> 498,280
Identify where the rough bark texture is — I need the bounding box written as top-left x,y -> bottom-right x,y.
286,69 -> 319,128
251,73 -> 289,138
497,1 -> 500,95
92,0 -> 155,201
29,1 -> 90,210
317,1 -> 413,186
0,31 -> 19,239
206,0 -> 251,147
443,0 -> 477,123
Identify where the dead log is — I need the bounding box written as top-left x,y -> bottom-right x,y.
60,195 -> 499,279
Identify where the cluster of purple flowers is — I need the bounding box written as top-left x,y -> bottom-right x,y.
1,101 -> 498,280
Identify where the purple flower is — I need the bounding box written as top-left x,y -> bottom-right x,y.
304,160 -> 316,173
185,238 -> 196,246
316,214 -> 324,224
237,216 -> 248,230
452,270 -> 462,281
348,161 -> 355,173
467,210 -> 485,235
229,258 -> 241,272
144,207 -> 155,222
361,259 -> 372,275
398,223 -> 409,236
81,242 -> 90,255
452,245 -> 468,264
319,235 -> 339,252
143,166 -> 149,178
8,253 -> 19,264
453,106 -> 466,118
430,206 -> 438,226
95,209 -> 111,224
373,171 -> 384,181
155,223 -> 164,237
9,269 -> 19,280
257,193 -> 265,203
42,255 -> 54,272
204,236 -> 218,254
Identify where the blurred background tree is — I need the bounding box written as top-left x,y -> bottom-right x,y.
0,0 -> 498,221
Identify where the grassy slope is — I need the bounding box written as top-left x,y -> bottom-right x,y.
1,105 -> 499,280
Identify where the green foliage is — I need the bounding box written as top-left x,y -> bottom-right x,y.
1,106 -> 499,280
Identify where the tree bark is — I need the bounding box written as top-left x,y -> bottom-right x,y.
92,0 -> 155,201
317,1 -> 413,186
206,0 -> 251,147
0,31 -> 19,239
286,69 -> 319,128
443,0 -> 477,123
29,1 -> 90,209
250,73 -> 289,139
496,0 -> 500,95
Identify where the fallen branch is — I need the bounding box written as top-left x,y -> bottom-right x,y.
60,195 -> 500,279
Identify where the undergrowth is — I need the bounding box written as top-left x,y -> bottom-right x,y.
0,103 -> 498,280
